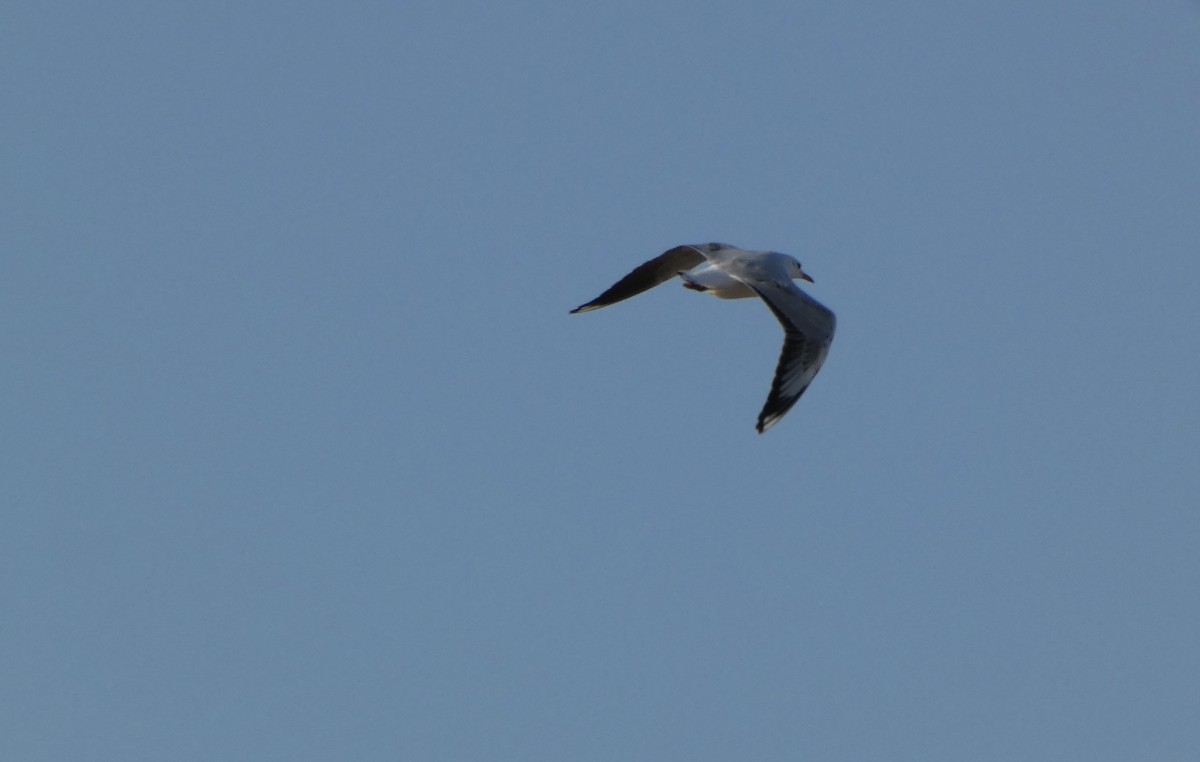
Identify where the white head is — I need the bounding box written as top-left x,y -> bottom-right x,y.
773,252 -> 814,283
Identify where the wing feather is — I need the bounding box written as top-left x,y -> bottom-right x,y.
750,282 -> 836,433
570,246 -> 707,313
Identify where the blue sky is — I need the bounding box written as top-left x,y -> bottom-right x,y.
4,1 -> 1199,759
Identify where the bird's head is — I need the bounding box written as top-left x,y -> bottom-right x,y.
779,254 -> 814,283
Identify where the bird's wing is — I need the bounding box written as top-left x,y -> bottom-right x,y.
570,246 -> 707,313
748,280 -> 836,433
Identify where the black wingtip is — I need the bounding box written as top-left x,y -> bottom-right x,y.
757,410 -> 785,434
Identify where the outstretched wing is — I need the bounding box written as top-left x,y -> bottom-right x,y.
750,281 -> 836,433
570,246 -> 707,313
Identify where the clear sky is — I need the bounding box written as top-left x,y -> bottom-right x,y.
4,1 -> 1199,759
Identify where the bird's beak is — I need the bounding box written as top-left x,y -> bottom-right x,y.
800,272 -> 814,283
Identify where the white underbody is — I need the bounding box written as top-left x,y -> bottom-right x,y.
681,263 -> 757,299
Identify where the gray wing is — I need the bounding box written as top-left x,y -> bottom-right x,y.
570,246 -> 707,313
750,281 -> 836,433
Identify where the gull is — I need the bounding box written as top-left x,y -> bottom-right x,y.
570,242 -> 836,433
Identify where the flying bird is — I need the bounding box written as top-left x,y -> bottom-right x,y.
571,243 -> 836,433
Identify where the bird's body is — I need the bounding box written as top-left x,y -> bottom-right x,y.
571,243 -> 836,433
679,261 -> 757,298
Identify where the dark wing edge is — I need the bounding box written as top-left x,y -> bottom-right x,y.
569,246 -> 707,314
750,283 -> 835,434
